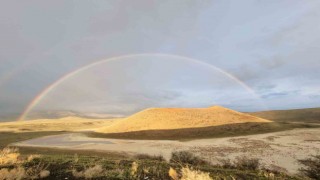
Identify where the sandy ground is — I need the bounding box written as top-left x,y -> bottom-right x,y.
14,128 -> 320,174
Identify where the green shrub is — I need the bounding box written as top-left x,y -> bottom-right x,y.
234,156 -> 260,170
218,158 -> 235,169
135,154 -> 165,161
170,151 -> 208,166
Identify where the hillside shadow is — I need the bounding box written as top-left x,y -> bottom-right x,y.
87,122 -> 319,140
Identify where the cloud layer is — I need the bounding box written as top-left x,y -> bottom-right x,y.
0,0 -> 320,119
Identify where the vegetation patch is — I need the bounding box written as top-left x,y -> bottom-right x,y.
299,155 -> 320,180
0,147 -> 309,180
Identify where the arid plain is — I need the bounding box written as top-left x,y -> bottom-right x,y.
1,106 -> 319,178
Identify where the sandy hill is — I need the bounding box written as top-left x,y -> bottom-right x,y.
97,106 -> 271,133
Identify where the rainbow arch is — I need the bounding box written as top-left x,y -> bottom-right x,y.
18,53 -> 267,121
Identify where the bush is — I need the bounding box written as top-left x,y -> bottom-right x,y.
72,164 -> 105,179
0,147 -> 21,165
170,151 -> 208,166
0,167 -> 25,180
25,162 -> 50,179
135,153 -> 165,161
217,158 -> 235,169
299,155 -> 320,179
234,156 -> 260,170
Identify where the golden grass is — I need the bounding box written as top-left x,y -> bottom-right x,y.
0,147 -> 21,165
0,116 -> 120,132
180,167 -> 212,180
0,167 -> 25,180
0,147 -> 42,166
72,164 -> 104,179
0,148 -> 49,180
169,167 -> 179,180
97,106 -> 271,133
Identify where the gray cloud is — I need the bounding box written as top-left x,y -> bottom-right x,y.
261,90 -> 299,99
1,0 -> 320,119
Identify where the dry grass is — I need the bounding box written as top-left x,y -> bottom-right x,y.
0,147 -> 21,165
180,167 -> 212,180
0,147 -> 49,180
72,164 -> 105,179
0,116 -> 119,132
97,106 -> 270,133
0,167 -> 25,180
0,147 -> 42,166
0,148 -> 303,179
130,162 -> 138,176
169,167 -> 179,180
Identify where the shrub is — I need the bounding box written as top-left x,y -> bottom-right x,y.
0,147 -> 21,165
262,164 -> 288,174
27,154 -> 41,162
217,158 -> 235,169
39,170 -> 50,178
25,162 -> 50,179
0,147 -> 41,166
104,168 -> 126,179
135,153 -> 165,161
84,165 -> 104,179
130,161 -> 138,176
72,169 -> 84,178
72,164 -> 105,179
0,167 -> 25,180
170,151 -> 208,166
234,156 -> 260,170
299,155 -> 320,179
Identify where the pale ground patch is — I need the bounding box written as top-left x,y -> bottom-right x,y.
14,128 -> 320,174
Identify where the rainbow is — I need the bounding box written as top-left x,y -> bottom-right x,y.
18,53 -> 267,121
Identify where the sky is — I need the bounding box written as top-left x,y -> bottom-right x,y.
1,0 -> 320,120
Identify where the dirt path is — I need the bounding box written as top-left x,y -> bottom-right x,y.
14,128 -> 320,174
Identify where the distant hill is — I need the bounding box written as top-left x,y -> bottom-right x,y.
249,107 -> 320,123
97,106 -> 270,133
0,110 -> 124,122
0,116 -> 119,132
24,111 -> 124,120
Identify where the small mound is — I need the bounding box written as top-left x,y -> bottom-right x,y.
97,106 -> 271,133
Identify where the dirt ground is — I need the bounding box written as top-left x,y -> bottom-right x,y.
14,127 -> 320,174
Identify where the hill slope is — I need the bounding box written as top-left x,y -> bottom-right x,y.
249,107 -> 320,123
97,106 -> 270,133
